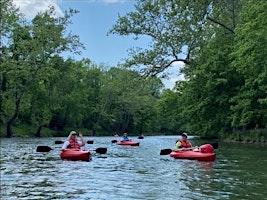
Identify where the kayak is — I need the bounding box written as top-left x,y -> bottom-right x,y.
117,141 -> 140,146
60,149 -> 92,161
170,150 -> 215,161
170,144 -> 216,162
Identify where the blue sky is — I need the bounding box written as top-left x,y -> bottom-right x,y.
12,0 -> 185,89
57,1 -> 151,65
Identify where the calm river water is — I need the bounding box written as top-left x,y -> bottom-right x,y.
1,136 -> 267,200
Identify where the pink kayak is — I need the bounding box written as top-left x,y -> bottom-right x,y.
170,144 -> 216,162
117,141 -> 140,146
60,149 -> 92,161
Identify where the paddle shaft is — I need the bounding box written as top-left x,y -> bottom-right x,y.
36,146 -> 107,154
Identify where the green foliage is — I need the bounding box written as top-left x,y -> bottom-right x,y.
1,0 -> 266,141
1,3 -> 83,137
230,0 -> 267,130
109,0 -> 266,140
156,89 -> 181,133
109,0 -> 214,76
178,34 -> 242,137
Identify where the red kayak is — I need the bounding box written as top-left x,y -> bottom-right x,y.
170,144 -> 216,162
60,149 -> 92,161
117,140 -> 140,146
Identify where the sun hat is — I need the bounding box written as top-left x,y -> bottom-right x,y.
181,132 -> 188,137
70,131 -> 77,135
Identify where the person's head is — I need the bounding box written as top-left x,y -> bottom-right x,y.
70,131 -> 77,139
123,132 -> 127,137
181,132 -> 188,140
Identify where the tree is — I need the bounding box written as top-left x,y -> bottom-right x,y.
230,0 -> 267,130
1,5 -> 83,137
109,0 -> 243,77
156,89 -> 181,133
92,67 -> 163,135
109,0 -> 248,137
178,35 -> 242,137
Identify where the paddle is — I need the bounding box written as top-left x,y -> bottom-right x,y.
160,148 -> 172,155
94,147 -> 107,154
211,142 -> 218,149
36,146 -> 53,152
36,145 -> 107,154
55,140 -> 64,144
111,140 -> 118,143
87,140 -> 94,144
160,143 -> 218,155
160,147 -> 195,155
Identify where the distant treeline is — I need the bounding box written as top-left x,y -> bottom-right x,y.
1,0 -> 266,142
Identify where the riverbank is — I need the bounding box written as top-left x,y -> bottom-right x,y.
0,124 -> 93,138
0,124 -> 165,138
219,128 -> 267,144
1,124 -> 267,144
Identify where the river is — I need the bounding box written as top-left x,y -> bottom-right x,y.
1,136 -> 267,200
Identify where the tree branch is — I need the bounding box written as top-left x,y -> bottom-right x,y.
207,16 -> 235,34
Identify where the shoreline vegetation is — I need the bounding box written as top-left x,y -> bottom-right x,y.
1,124 -> 266,145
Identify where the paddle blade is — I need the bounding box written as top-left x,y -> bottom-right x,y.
87,140 -> 94,144
211,143 -> 218,149
160,149 -> 172,155
55,140 -> 64,144
111,140 -> 118,143
95,148 -> 107,154
36,146 -> 53,152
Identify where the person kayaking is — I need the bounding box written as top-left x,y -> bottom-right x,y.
122,132 -> 130,141
61,131 -> 85,151
113,131 -> 119,137
174,132 -> 192,150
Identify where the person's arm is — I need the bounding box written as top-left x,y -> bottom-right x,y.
174,141 -> 181,150
189,142 -> 192,148
61,141 -> 69,150
78,132 -> 85,147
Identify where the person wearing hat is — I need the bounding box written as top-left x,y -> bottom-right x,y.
174,132 -> 192,150
61,131 -> 85,151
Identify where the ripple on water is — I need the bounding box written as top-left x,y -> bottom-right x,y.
1,137 -> 267,200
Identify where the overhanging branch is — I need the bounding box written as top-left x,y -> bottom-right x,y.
207,16 -> 235,34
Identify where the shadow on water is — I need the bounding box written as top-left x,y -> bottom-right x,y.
1,137 -> 267,200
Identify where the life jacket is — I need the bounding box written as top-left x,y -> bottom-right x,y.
176,139 -> 191,148
122,136 -> 129,141
67,139 -> 80,150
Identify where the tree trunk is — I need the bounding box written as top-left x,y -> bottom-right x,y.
92,129 -> 96,136
6,99 -> 20,138
35,125 -> 43,137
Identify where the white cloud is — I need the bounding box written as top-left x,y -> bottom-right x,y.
58,0 -> 126,2
101,0 -> 126,2
171,60 -> 185,69
162,74 -> 185,89
12,0 -> 127,19
13,0 -> 64,19
162,61 -> 186,89
78,0 -> 126,2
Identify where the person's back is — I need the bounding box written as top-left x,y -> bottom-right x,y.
122,133 -> 130,141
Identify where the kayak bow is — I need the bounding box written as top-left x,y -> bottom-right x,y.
60,149 -> 92,161
117,141 -> 140,146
